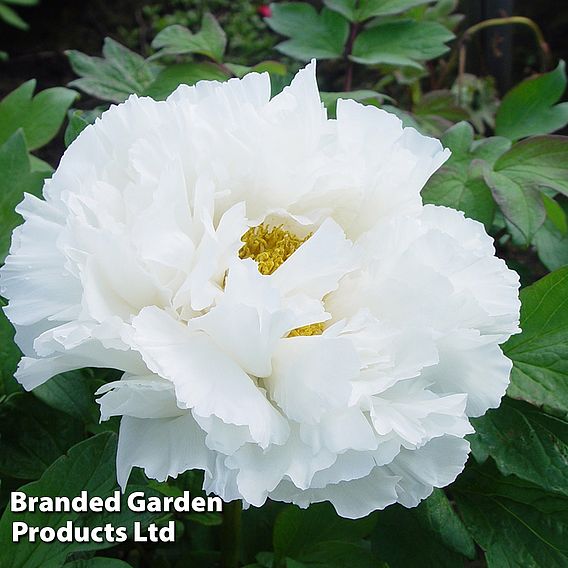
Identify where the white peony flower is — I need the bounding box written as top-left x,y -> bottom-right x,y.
0,61 -> 520,518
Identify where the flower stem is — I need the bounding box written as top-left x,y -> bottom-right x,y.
221,500 -> 242,568
464,16 -> 550,71
343,21 -> 360,92
439,15 -> 550,89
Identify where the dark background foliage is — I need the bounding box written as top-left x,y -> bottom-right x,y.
2,1 -> 568,88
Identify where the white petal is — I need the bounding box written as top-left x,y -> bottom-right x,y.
269,218 -> 355,300
370,385 -> 473,448
387,435 -> 470,508
323,98 -> 450,237
318,407 -> 378,453
423,329 -> 513,417
168,69 -> 272,110
78,229 -> 170,322
421,205 -> 521,339
267,335 -> 360,424
96,374 -> 183,420
116,413 -> 212,489
15,342 -> 146,391
0,194 -> 81,326
203,455 -> 243,503
193,414 -> 254,455
271,467 -> 401,519
189,259 -> 298,377
131,306 -> 289,448
226,428 -> 336,506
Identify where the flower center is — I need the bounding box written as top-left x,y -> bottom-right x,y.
239,224 -> 309,275
287,322 -> 325,336
239,224 -> 324,338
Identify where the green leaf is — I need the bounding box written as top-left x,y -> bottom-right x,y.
64,111 -> 90,147
0,80 -> 78,151
185,511 -> 223,526
484,169 -> 546,243
242,501 -> 284,565
3,0 -> 39,5
351,20 -> 453,69
0,433 -> 162,568
412,90 -> 469,134
0,130 -> 47,262
298,541 -> 381,567
324,0 -> 434,21
267,3 -> 349,61
64,559 -> 133,568
321,0 -> 358,20
151,13 -> 227,62
380,105 -> 422,129
542,194 -> 568,234
33,371 -> 100,423
273,503 -> 376,562
495,61 -> 568,141
425,169 -> 496,228
0,394 -> 84,479
493,136 -> 568,197
0,298 -> 21,397
470,397 -> 568,497
422,122 -> 504,227
29,154 -> 53,173
320,90 -> 387,118
372,489 -> 475,567
144,62 -> 230,100
0,2 -> 28,29
454,461 -> 568,568
227,60 -> 288,79
286,560 -> 305,568
251,60 -> 288,76
63,108 -> 103,148
67,38 -> 157,103
504,267 -> 568,417
534,219 -> 568,271
481,136 -> 568,242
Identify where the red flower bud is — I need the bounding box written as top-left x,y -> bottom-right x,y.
257,4 -> 272,18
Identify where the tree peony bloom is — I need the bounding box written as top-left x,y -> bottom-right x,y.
0,62 -> 520,518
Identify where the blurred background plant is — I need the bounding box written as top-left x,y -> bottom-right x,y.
1,1 -> 568,567
0,0 -> 38,31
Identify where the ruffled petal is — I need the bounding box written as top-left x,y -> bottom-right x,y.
96,374 -> 184,420
271,467 -> 401,519
422,329 -> 513,417
131,306 -> 289,448
116,413 -> 212,489
387,435 -> 471,508
269,218 -> 355,300
189,259 -> 299,377
267,335 -> 360,424
0,194 -> 81,327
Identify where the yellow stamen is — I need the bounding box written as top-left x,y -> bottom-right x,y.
287,322 -> 325,337
239,224 -> 310,276
239,224 -> 324,337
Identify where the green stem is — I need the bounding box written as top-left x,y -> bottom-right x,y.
464,16 -> 549,67
440,16 -> 550,88
221,500 -> 242,568
343,21 -> 360,92
410,80 -> 422,105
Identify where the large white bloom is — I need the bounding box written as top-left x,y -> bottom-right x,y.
0,62 -> 520,518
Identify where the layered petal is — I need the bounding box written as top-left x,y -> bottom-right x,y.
131,306 -> 289,448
